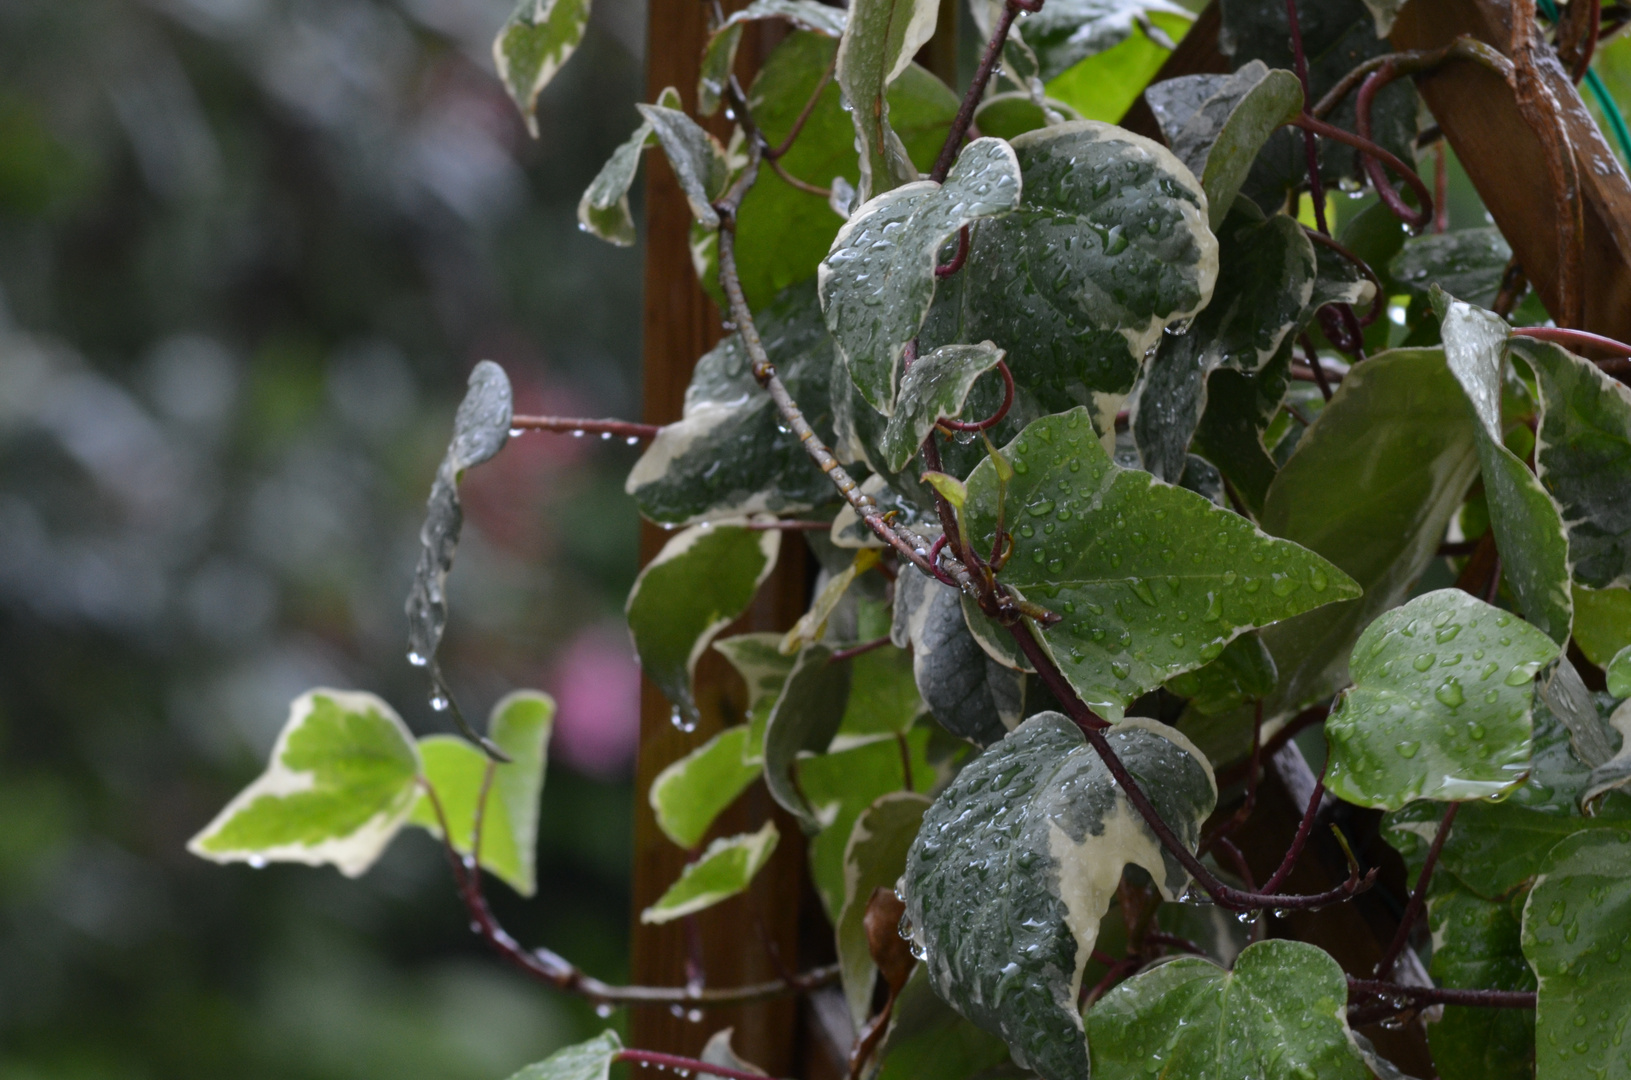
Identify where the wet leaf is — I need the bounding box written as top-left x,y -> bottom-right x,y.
636,104 -> 729,229
873,966 -> 1017,1080
1514,337 -> 1631,590
1189,347 -> 1293,514
1390,227 -> 1512,309
1133,202 -> 1313,482
1044,10 -> 1194,123
1436,289 -> 1572,643
1324,589 -> 1560,810
188,690 -> 421,878
625,523 -> 781,727
577,87 -> 682,246
406,360 -> 512,740
1538,658 -> 1617,768
407,691 -> 554,895
1086,940 -> 1370,1080
836,0 -> 942,200
836,791 -> 930,1025
1147,62 -> 1305,228
626,283 -> 839,524
892,570 -> 1024,746
963,407 -> 1357,722
493,0 -> 591,136
900,713 -> 1216,1080
783,549 -> 880,654
881,342 -> 1006,471
1573,584 -> 1631,668
1015,0 -> 1193,82
1163,630 -> 1277,715
762,642 -> 852,830
697,0 -> 845,116
699,1029 -> 768,1078
972,91 -> 1083,139
1424,880 -> 1536,1080
506,1030 -> 622,1080
923,122 -> 1218,412
648,726 -> 763,850
640,820 -> 780,923
1521,829 -> 1631,1080
819,137 -> 1022,414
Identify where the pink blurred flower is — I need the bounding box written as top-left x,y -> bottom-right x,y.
548,623 -> 641,777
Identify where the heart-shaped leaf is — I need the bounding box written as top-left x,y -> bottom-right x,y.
506,1031 -> 622,1080
493,0 -> 591,136
762,642 -> 852,830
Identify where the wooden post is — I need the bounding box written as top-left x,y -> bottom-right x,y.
631,5 -> 809,1077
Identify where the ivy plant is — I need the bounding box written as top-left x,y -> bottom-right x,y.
191,2 -> 1631,1080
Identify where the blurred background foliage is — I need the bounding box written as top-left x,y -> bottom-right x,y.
0,0 -> 653,1075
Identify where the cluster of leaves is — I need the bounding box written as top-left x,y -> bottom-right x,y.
191,0 -> 1631,1079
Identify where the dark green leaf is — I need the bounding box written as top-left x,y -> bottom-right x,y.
762,642 -> 852,830
901,713 -> 1217,1080
836,639 -> 925,740
1390,227 -> 1512,309
963,408 -> 1357,721
892,570 -> 1024,746
1324,589 -> 1560,810
972,92 -> 1083,140
1163,631 -> 1277,715
1425,880 -> 1536,1080
637,104 -> 729,229
1189,347 -> 1293,514
1610,648 -> 1631,699
493,0 -> 591,136
715,632 -> 797,764
578,87 -> 682,246
873,966 -> 1018,1080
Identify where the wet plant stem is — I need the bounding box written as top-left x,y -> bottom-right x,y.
1374,801 -> 1459,979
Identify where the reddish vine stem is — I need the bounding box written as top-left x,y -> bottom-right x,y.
939,360 -> 1015,431
766,52 -> 836,159
829,635 -> 892,662
1082,956 -> 1144,1008
1375,801 -> 1460,979
929,0 -> 1042,182
936,225 -> 972,278
510,415 -> 661,441
742,519 -> 832,531
1145,931 -> 1208,956
1216,703 -> 1330,789
1292,114 -> 1434,231
1300,228 -> 1385,326
1299,334 -> 1336,402
1285,0 -> 1331,238
1314,38 -> 1514,121
1346,978 -> 1537,1010
1513,325 -> 1631,356
1258,768 -> 1328,895
618,1050 -> 773,1080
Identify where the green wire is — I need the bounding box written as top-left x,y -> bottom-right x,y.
1533,0 -> 1631,167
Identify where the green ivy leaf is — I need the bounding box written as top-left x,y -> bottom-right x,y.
626,523 -> 781,727
1324,589 -> 1560,810
923,122 -> 1218,413
697,0 -> 845,116
714,631 -> 797,765
1086,939 -> 1370,1080
1514,337 -> 1631,590
1147,62 -> 1305,228
735,32 -> 958,312
836,640 -> 925,741
636,104 -> 729,229
900,713 -> 1216,1080
881,343 -> 1006,471
820,138 -> 1022,414
800,728 -> 937,919
1390,227 -> 1512,309
1015,0 -> 1193,82
836,791 -> 930,1025
1189,348 -> 1293,514
1132,202 -> 1314,482
505,1030 -> 622,1080
1583,700 -> 1631,810
1521,829 -> 1631,1080
188,690 -> 421,877
1163,631 -> 1277,715
836,0 -> 942,200
1425,879 -> 1536,1080
626,283 -> 838,524
784,550 -> 880,654
963,408 -> 1357,721
892,571 -> 1024,746
873,966 -> 1017,1080
492,0 -> 591,137
1609,648 -> 1631,699
972,92 -> 1083,140
576,88 -> 683,246
1436,289 -> 1572,643
762,642 -> 852,830
407,691 -> 554,896
640,820 -> 781,924
1044,11 -> 1193,122
648,726 -> 763,850
1573,584 -> 1631,667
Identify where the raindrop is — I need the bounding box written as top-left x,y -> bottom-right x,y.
247,855 -> 267,869
1506,661 -> 1544,686
1435,678 -> 1465,708
508,427 -> 524,438
671,707 -> 698,733
626,436 -> 641,445
601,431 -> 614,440
1413,653 -> 1437,672
430,691 -> 450,712
1396,740 -> 1421,759
1309,568 -> 1328,592
687,1009 -> 704,1024
571,429 -> 586,438
407,650 -> 428,667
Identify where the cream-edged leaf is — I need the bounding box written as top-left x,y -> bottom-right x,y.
493,0 -> 591,137
640,821 -> 781,924
648,726 -> 764,850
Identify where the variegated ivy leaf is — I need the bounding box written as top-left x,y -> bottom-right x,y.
836,792 -> 930,1026
819,138 -> 1022,415
493,0 -> 590,137
1163,630 -> 1276,715
880,342 -> 1006,470
1013,0 -> 1194,82
1514,336 -> 1631,590
762,642 -> 852,830
892,570 -> 1024,746
505,1030 -> 622,1080
641,820 -> 780,924
1086,940 -> 1371,1080
714,632 -> 797,767
626,282 -> 837,524
1521,829 -> 1631,1080
971,92 -> 1082,140
873,966 -> 1017,1080
649,725 -> 762,849
1425,880 -> 1536,1080
835,0 -> 942,201
625,523 -> 780,727
1582,698 -> 1631,837
188,690 -> 421,877
1538,656 -> 1617,770
1391,227 -> 1512,309
1132,201 -> 1314,482
577,87 -> 682,246
1324,589 -> 1560,811
783,550 -> 880,654
700,1029 -> 768,1078
900,713 -> 1217,1080
697,0 -> 846,117
963,408 -> 1357,722
636,104 -> 729,229
407,691 -> 554,896
406,361 -> 511,726
1436,289 -> 1572,644
921,122 -> 1218,413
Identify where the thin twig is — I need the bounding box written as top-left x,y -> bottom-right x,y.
829,635 -> 893,662
766,53 -> 837,160
1258,768 -> 1328,895
742,519 -> 833,531
929,0 -> 1041,182
1346,977 -> 1536,1010
1375,802 -> 1460,979
510,415 -> 661,441
767,155 -> 832,197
